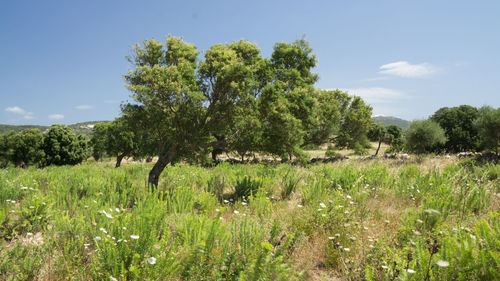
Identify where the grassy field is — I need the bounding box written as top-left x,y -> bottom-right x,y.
1,157 -> 499,280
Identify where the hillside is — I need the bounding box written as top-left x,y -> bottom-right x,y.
373,116 -> 409,129
0,121 -> 108,136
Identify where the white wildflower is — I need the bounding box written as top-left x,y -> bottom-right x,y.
319,202 -> 326,208
147,257 -> 157,265
95,236 -> 102,241
233,210 -> 239,214
100,227 -> 107,234
297,204 -> 303,208
110,276 -> 118,281
407,269 -> 416,274
130,235 -> 139,239
436,260 -> 449,267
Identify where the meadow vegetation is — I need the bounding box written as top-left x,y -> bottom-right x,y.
1,157 -> 498,280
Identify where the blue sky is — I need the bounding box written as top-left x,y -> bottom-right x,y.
1,0 -> 499,125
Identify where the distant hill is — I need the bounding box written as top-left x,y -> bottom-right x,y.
0,121 -> 108,136
373,116 -> 409,129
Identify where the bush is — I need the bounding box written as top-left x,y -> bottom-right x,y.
405,120 -> 447,154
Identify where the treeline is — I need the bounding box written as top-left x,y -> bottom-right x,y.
0,125 -> 88,168
403,105 -> 500,154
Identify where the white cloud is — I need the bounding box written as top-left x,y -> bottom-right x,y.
76,105 -> 93,110
5,106 -> 27,115
5,106 -> 34,119
344,87 -> 407,104
379,61 -> 436,78
48,114 -> 64,120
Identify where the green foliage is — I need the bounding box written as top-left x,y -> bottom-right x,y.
335,95 -> 373,152
42,124 -> 88,166
325,145 -> 341,157
405,119 -> 447,154
431,105 -> 480,152
474,106 -> 500,154
234,176 -> 262,200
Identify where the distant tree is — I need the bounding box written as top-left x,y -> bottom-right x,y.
90,122 -> 108,161
385,125 -> 404,151
431,105 -> 479,152
10,129 -> 45,167
474,106 -> 500,155
0,131 -> 15,167
42,125 -> 88,166
405,120 -> 447,154
367,122 -> 385,156
335,96 -> 373,154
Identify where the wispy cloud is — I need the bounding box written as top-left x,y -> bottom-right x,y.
5,106 -> 34,119
379,61 -> 436,78
344,87 -> 407,104
48,114 -> 64,120
76,105 -> 93,110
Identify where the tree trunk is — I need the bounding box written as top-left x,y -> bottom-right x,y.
211,150 -> 218,162
115,153 -> 127,168
375,138 -> 382,156
148,145 -> 178,193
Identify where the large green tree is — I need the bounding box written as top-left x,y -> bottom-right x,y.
124,37 -> 270,188
431,105 -> 479,152
405,120 -> 447,154
42,125 -> 88,166
335,95 -> 373,153
474,106 -> 500,155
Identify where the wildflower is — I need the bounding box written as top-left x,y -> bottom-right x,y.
416,219 -> 423,224
297,204 -> 303,208
130,235 -> 139,239
105,213 -> 113,219
21,186 -> 29,190
363,226 -> 369,230
27,232 -> 33,236
122,227 -> 126,230
233,210 -> 239,214
384,220 -> 390,224
407,269 -> 416,274
346,195 -> 352,199
319,202 -> 326,208
147,257 -> 157,265
84,243 -> 90,249
381,265 -> 388,269
100,227 -> 107,234
436,260 -> 449,267
241,202 -> 247,205
322,214 -> 326,217
95,236 -> 102,241
110,276 -> 118,281
115,208 -> 120,212
343,247 -> 350,252
215,208 -> 220,212
317,208 -> 322,211
223,199 -> 229,203
338,205 -> 343,208
153,244 -> 161,250
328,236 -> 335,240
219,217 -> 223,220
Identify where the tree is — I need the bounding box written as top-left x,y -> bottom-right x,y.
198,40 -> 266,162
405,120 -> 447,154
431,105 -> 479,152
474,106 -> 500,155
335,95 -> 373,154
42,125 -> 88,166
367,122 -> 385,156
10,129 -> 45,167
306,89 -> 344,145
90,122 -> 108,161
385,125 -> 404,151
259,39 -> 319,160
124,36 -> 270,189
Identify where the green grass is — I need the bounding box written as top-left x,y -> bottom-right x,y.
0,158 -> 498,280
